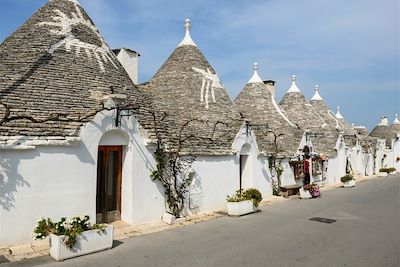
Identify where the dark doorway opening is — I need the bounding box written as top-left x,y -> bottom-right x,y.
239,155 -> 248,191
96,146 -> 122,223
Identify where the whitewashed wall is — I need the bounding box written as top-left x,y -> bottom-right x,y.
362,152 -> 374,176
374,140 -> 387,173
0,110 -> 166,246
231,124 -> 272,198
280,159 -> 302,187
324,137 -> 346,184
393,137 -> 400,171
0,113 -> 277,247
348,141 -> 364,175
183,155 -> 237,216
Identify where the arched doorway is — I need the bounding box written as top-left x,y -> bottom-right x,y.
239,144 -> 251,191
303,145 -> 310,156
96,130 -> 129,223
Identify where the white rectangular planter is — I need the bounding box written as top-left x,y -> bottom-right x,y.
49,225 -> 113,261
343,179 -> 356,188
378,172 -> 387,177
227,200 -> 257,216
162,213 -> 176,225
299,187 -> 312,199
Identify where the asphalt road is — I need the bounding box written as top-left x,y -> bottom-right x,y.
5,175 -> 400,267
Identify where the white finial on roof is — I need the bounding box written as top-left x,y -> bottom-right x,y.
393,114 -> 400,124
378,116 -> 389,126
287,74 -> 301,93
335,106 -> 344,119
178,18 -> 197,47
247,62 -> 263,83
311,84 -> 323,101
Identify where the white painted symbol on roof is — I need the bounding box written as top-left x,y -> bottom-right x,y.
192,67 -> 223,109
38,1 -> 117,72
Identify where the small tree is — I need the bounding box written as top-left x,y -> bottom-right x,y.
255,128 -> 284,195
148,111 -> 226,217
149,112 -> 196,217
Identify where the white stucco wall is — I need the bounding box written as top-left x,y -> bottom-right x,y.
362,152 -> 374,176
0,114 -> 277,247
324,139 -> 346,184
348,141 -> 364,175
182,155 -> 237,216
280,159 -> 302,187
374,140 -> 389,173
230,124 -> 272,198
393,137 -> 400,172
0,110 -> 166,246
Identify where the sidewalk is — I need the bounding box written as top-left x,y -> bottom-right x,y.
0,173 -> 381,263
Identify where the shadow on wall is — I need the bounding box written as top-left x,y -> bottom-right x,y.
0,143 -> 95,211
182,171 -> 204,217
0,157 -> 30,211
260,156 -> 271,182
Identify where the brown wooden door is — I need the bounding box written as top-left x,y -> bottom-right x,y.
96,146 -> 122,223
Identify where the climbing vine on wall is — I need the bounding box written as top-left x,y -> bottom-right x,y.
148,111 -> 226,217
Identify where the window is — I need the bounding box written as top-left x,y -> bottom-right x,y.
290,161 -> 305,180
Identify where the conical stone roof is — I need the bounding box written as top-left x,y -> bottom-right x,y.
370,117 -> 395,148
279,77 -> 338,156
390,114 -> 400,134
309,87 -> 357,149
353,126 -> 369,136
235,65 -> 302,157
0,0 -> 149,139
140,19 -> 241,155
334,106 -> 357,134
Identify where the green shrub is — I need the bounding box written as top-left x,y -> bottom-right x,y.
33,215 -> 105,248
379,167 -> 396,173
340,174 -> 354,183
226,188 -> 262,208
242,188 -> 262,207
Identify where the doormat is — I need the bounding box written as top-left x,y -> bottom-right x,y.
0,255 -> 10,264
309,217 -> 337,224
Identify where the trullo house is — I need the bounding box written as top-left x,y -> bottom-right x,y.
234,64 -> 309,189
369,116 -> 400,172
279,76 -> 347,184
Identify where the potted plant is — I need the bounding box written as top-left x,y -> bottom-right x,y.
379,167 -> 396,175
340,174 -> 356,187
33,215 -> 113,261
226,188 -> 262,216
299,185 -> 312,199
302,183 -> 321,198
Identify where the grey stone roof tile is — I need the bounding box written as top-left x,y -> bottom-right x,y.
369,125 -> 395,148
0,0 -> 151,139
234,82 -> 303,157
139,44 -> 242,154
280,91 -> 339,156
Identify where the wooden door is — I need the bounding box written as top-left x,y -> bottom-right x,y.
96,146 -> 122,223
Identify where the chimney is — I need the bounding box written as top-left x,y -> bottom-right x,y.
113,48 -> 140,84
263,80 -> 276,97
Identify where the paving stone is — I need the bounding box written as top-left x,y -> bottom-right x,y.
9,244 -> 34,256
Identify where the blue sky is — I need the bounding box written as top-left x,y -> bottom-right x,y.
1,0 -> 399,130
